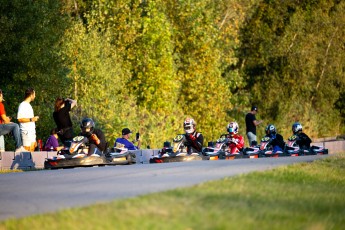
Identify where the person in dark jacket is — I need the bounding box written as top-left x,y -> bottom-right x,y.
264,124 -> 285,153
79,118 -> 107,156
291,122 -> 312,149
245,105 -> 263,146
53,97 -> 77,146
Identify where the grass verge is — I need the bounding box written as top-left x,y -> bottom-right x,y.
0,169 -> 23,174
1,154 -> 345,230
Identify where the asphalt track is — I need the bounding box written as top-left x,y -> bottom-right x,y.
0,155 -> 329,221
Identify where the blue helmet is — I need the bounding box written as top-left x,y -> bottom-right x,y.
292,122 -> 302,134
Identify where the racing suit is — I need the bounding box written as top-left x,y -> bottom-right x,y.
226,134 -> 244,154
184,131 -> 204,154
266,133 -> 285,153
295,132 -> 312,149
80,128 -> 107,155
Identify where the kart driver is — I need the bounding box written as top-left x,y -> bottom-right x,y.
80,118 -> 107,156
292,122 -> 312,149
264,124 -> 285,153
226,121 -> 244,154
183,117 -> 203,154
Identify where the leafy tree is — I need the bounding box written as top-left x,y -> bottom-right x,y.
238,0 -> 345,139
0,0 -> 70,147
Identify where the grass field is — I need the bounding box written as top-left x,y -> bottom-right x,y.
1,154 -> 345,230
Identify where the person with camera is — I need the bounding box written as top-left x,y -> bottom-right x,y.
114,128 -> 141,150
53,97 -> 77,146
80,118 -> 107,156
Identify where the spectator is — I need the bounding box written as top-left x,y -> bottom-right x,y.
80,118 -> 107,155
44,128 -> 64,151
245,105 -> 263,146
183,117 -> 203,154
0,89 -> 26,152
53,97 -> 77,146
17,88 -> 39,152
114,128 -> 141,150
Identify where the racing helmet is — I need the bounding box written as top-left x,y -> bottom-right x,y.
292,122 -> 302,134
265,124 -> 276,135
80,118 -> 95,135
227,122 -> 239,135
184,117 -> 196,134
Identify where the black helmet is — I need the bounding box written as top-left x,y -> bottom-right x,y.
265,124 -> 276,135
80,118 -> 95,135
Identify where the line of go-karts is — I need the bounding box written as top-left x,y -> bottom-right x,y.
149,133 -> 328,163
44,133 -> 328,169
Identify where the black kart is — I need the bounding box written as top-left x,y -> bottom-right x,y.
44,136 -> 108,169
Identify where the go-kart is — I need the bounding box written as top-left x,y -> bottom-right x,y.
44,136 -> 108,169
106,143 -> 136,165
284,135 -> 328,156
257,136 -> 285,157
150,134 -> 205,163
202,134 -> 248,160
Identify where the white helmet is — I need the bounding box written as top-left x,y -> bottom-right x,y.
184,117 -> 196,134
227,122 -> 239,134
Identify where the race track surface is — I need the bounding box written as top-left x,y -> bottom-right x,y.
0,155 -> 328,221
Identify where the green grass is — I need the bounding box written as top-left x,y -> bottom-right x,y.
1,154 -> 345,230
0,169 -> 23,174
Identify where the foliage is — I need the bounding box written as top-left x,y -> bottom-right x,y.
0,0 -> 70,145
239,0 -> 345,139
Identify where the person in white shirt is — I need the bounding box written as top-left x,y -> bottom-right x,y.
17,88 -> 39,152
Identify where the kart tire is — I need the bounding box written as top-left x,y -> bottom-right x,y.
127,154 -> 133,165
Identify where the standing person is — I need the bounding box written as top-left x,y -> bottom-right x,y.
114,128 -> 141,150
17,88 -> 39,152
44,128 -> 64,151
291,122 -> 312,149
0,89 -> 26,152
264,124 -> 285,153
226,122 -> 244,154
80,118 -> 107,155
53,97 -> 77,146
245,105 -> 263,146
183,117 -> 203,154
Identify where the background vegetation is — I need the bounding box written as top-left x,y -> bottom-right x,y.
0,0 -> 344,148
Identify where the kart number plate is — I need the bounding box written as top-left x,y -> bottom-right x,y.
113,157 -> 126,162
210,156 -> 218,160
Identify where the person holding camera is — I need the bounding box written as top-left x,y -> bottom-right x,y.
53,97 -> 77,146
114,128 -> 141,150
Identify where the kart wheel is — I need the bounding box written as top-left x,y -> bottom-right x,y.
127,154 -> 133,165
